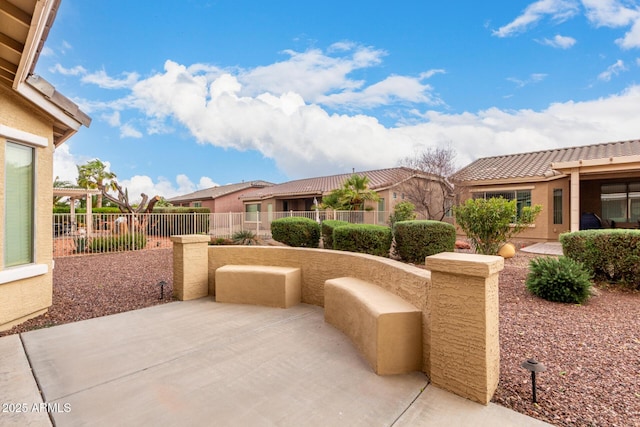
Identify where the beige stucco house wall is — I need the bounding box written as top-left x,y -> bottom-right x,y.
0,0 -> 90,331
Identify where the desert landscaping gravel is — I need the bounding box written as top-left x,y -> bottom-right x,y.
1,247 -> 639,426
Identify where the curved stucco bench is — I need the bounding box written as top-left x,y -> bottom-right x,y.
324,277 -> 422,375
215,265 -> 301,308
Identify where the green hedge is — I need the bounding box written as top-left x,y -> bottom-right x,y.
393,220 -> 456,264
271,217 -> 321,248
88,233 -> 147,253
560,229 -> 640,287
333,224 -> 392,257
321,220 -> 349,249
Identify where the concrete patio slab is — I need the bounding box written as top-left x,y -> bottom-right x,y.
1,300 -> 553,427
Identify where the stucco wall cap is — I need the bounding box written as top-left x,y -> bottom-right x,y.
426,252 -> 504,278
170,235 -> 211,244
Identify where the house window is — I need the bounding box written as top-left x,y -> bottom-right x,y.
245,203 -> 261,222
553,189 -> 563,225
377,198 -> 385,224
473,190 -> 532,219
601,183 -> 640,223
193,202 -> 202,208
4,142 -> 35,267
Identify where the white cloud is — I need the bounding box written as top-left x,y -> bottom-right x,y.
82,70 -> 140,89
538,34 -> 577,48
49,63 -> 87,76
493,0 -> 580,37
120,123 -> 143,138
582,0 -> 640,48
598,59 -> 627,80
52,144 -> 80,183
507,73 -> 548,88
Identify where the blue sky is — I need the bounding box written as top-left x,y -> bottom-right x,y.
42,0 -> 640,201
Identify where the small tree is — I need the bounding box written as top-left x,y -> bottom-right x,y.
453,197 -> 542,255
398,145 -> 457,220
388,201 -> 417,226
77,159 -> 117,208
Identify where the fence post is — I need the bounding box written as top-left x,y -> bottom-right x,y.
425,252 -> 504,405
170,234 -> 210,300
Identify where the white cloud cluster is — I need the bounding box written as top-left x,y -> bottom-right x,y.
598,59 -> 628,80
493,0 -> 580,37
538,34 -> 577,48
495,0 -> 640,48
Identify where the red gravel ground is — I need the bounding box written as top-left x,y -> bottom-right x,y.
1,248 -> 639,426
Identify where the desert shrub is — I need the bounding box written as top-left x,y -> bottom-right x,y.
210,237 -> 233,245
333,224 -> 392,257
561,229 -> 640,287
388,201 -> 417,226
271,217 -> 320,248
526,256 -> 592,304
393,220 -> 456,263
454,197 -> 542,255
232,230 -> 258,245
90,233 -> 147,253
321,220 -> 349,249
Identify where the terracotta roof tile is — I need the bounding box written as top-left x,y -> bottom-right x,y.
452,139 -> 640,182
168,181 -> 274,202
241,167 -> 422,200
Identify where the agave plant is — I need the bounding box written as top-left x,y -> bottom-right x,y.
232,230 -> 258,245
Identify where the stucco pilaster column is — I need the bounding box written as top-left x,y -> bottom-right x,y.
426,252 -> 504,405
170,235 -> 211,300
570,168 -> 580,232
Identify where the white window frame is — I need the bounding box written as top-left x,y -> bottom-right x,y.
0,126 -> 48,284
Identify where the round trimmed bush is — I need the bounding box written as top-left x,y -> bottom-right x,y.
526,256 -> 592,304
333,224 -> 392,257
393,220 -> 456,264
270,217 -> 321,248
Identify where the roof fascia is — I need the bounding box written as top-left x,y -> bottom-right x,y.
552,155 -> 640,174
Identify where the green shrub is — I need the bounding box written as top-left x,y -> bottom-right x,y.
388,201 -> 417,226
561,229 -> 640,287
232,230 -> 258,245
393,220 -> 456,263
454,197 -> 542,255
526,256 -> 592,304
271,217 -> 321,248
90,233 -> 147,253
321,220 -> 349,249
333,224 -> 392,257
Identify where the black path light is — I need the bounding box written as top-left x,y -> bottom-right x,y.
157,280 -> 167,300
521,358 -> 547,403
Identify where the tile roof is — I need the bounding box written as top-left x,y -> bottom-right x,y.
241,167 -> 429,200
452,139 -> 640,183
168,181 -> 274,202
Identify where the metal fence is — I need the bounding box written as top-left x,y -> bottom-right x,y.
52,210 -> 395,257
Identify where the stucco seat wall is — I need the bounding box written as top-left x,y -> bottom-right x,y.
324,277 -> 422,375
215,265 -> 301,308
208,246 -> 431,372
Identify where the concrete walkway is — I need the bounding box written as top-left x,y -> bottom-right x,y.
521,241 -> 564,256
0,300 -> 551,427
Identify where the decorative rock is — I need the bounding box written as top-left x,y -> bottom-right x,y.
455,240 -> 471,249
498,243 -> 516,258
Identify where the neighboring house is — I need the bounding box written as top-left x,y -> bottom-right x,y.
168,181 -> 274,212
0,0 -> 91,331
451,139 -> 640,242
240,167 -> 452,223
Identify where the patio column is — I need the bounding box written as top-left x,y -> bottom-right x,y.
85,191 -> 93,236
70,198 -> 77,233
570,168 -> 580,232
171,234 -> 211,300
426,252 -> 504,405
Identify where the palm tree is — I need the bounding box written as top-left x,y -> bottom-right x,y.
339,174 -> 380,210
76,159 -> 117,208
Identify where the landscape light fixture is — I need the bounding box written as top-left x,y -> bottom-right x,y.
521,358 -> 547,403
157,280 -> 167,300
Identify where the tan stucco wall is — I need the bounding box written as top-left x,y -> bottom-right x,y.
208,246 -> 432,371
0,84 -> 55,331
